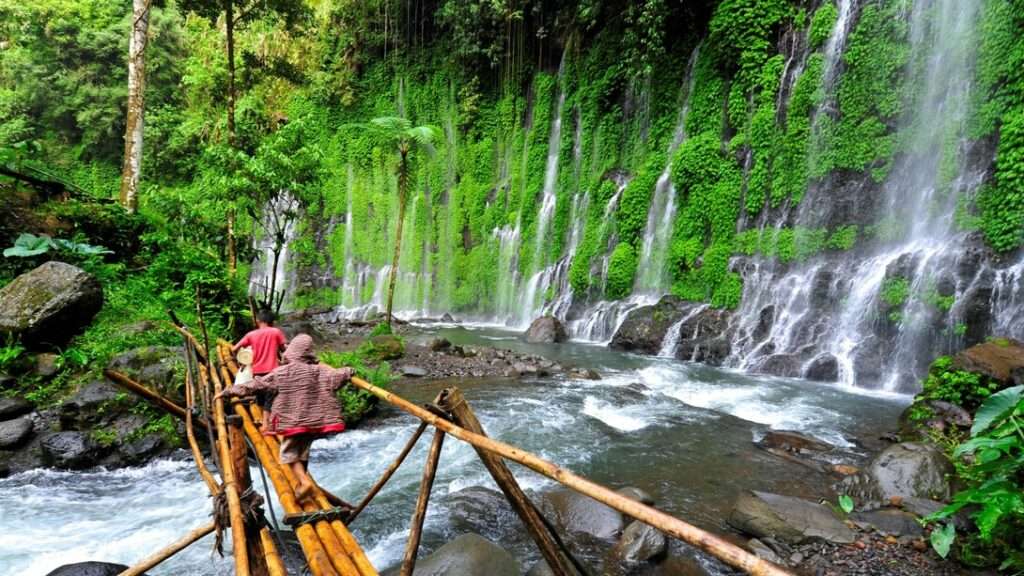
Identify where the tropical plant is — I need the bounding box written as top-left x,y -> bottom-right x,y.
358,116 -> 440,328
3,233 -> 113,258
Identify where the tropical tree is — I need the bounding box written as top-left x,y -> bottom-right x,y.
119,0 -> 152,213
362,116 -> 440,328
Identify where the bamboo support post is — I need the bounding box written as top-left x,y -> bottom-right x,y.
347,422 -> 429,525
438,388 -> 577,576
399,429 -> 445,576
116,520 -> 215,576
235,402 -> 340,576
183,345 -> 219,494
260,526 -> 288,576
209,366 -> 251,576
103,369 -> 199,426
348,378 -> 793,576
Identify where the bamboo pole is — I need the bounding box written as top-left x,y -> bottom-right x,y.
183,344 -> 219,494
260,527 -> 288,576
399,429 -> 445,576
438,388 -> 576,576
209,365 -> 251,576
348,378 -> 793,576
104,369 -> 199,426
116,520 -> 216,576
346,421 -> 428,525
235,402 -> 340,576
167,319 -> 208,364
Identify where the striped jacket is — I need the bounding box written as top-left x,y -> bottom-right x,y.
224,334 -> 353,436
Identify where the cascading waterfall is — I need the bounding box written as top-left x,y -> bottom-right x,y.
634,45 -> 702,295
340,164 -> 358,307
249,191 -> 300,312
726,0 -> 988,392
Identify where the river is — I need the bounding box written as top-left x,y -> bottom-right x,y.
0,324 -> 909,575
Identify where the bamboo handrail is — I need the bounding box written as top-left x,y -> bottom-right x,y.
116,521 -> 216,576
182,345 -> 219,494
347,377 -> 793,576
209,365 -> 251,576
347,422 -> 429,524
104,369 -> 200,427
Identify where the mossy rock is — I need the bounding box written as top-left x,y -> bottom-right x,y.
366,335 -> 405,361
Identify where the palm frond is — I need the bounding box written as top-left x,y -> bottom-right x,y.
369,116 -> 412,134
405,125 -> 441,157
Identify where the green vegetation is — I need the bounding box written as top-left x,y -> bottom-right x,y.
880,277 -> 910,308
319,348 -> 395,426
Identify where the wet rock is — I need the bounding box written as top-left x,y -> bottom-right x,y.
674,307 -> 732,366
45,562 -> 137,576
367,335 -> 405,360
571,368 -> 602,380
59,380 -> 124,429
610,296 -> 685,354
428,337 -> 452,352
758,430 -> 833,455
525,315 -> 568,344
36,352 -> 60,377
446,486 -> 517,538
615,486 -> 656,506
613,520 -> 668,563
0,396 -> 33,419
849,509 -> 924,537
752,305 -> 775,343
0,372 -> 14,390
0,261 -> 104,349
0,415 -> 33,449
40,431 -> 106,469
440,313 -> 455,323
804,354 -> 839,382
512,362 -> 538,376
540,487 -> 624,540
728,491 -> 855,545
108,346 -> 185,403
842,442 -> 953,503
952,338 -> 1024,384
408,533 -> 519,576
746,538 -> 784,565
399,365 -> 428,378
755,354 -> 801,378
120,433 -> 166,465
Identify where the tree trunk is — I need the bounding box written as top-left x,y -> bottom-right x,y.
385,150 -> 409,327
225,0 -> 238,273
119,0 -> 150,213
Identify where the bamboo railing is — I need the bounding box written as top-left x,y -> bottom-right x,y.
112,312 -> 792,576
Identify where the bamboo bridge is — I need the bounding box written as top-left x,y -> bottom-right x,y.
103,311 -> 794,576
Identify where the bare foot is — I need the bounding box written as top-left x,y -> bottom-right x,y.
295,481 -> 313,502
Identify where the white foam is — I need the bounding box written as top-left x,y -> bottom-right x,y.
581,396 -> 651,431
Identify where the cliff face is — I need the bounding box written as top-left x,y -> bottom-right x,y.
271,0 -> 1024,392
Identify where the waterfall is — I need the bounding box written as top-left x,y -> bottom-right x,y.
494,223 -> 522,321
633,45 -> 702,294
249,191 -> 300,312
340,164 -> 358,307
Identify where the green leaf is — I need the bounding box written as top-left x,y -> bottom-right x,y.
838,494 -> 854,514
3,233 -> 55,257
972,385 -> 1024,435
930,523 -> 955,559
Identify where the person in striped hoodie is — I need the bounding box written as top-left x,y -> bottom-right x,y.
218,333 -> 353,501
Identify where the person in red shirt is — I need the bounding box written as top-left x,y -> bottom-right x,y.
233,309 -> 287,432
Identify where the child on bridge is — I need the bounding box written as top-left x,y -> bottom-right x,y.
218,333 -> 353,502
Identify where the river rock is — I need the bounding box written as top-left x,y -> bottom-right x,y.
746,538 -> 784,565
755,354 -> 801,378
446,486 -> 517,537
0,396 -> 33,419
45,562 -> 137,576
40,431 -> 106,469
0,415 -> 33,449
120,433 -> 166,465
952,338 -> 1024,384
804,354 -> 839,382
673,307 -> 732,366
610,296 -> 685,354
525,315 -> 568,344
59,380 -> 125,429
399,365 -> 428,377
36,352 -> 60,377
441,313 -> 455,322
368,335 -> 405,360
728,491 -> 855,545
107,346 -> 185,403
616,486 -> 656,506
0,261 -> 104,349
540,487 -> 624,540
849,508 -> 924,537
758,430 -> 833,455
613,520 -> 668,563
843,442 -> 953,503
407,533 -> 519,576
429,337 -> 452,352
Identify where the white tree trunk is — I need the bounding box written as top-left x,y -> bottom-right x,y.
119,0 -> 150,213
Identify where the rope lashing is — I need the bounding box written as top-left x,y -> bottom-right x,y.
283,505 -> 354,527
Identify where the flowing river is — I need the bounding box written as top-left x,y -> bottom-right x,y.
0,324 -> 909,575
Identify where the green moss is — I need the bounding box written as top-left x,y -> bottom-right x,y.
809,2 -> 839,50
880,277 -> 911,308
605,243 -> 638,300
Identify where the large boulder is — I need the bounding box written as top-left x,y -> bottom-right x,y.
804,354 -> 839,382
673,307 -> 733,366
610,296 -> 685,354
0,415 -> 34,449
728,491 -> 855,545
45,562 -> 137,576
842,442 -> 953,503
407,533 -> 519,576
540,487 -> 625,540
445,486 -> 518,538
525,315 -> 569,344
0,261 -> 103,349
612,520 -> 668,563
0,396 -> 33,419
40,431 -> 107,469
107,346 -> 185,403
952,338 -> 1024,385
59,380 -> 126,430
367,335 -> 405,361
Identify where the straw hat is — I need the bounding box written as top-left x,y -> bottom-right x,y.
236,347 -> 254,366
